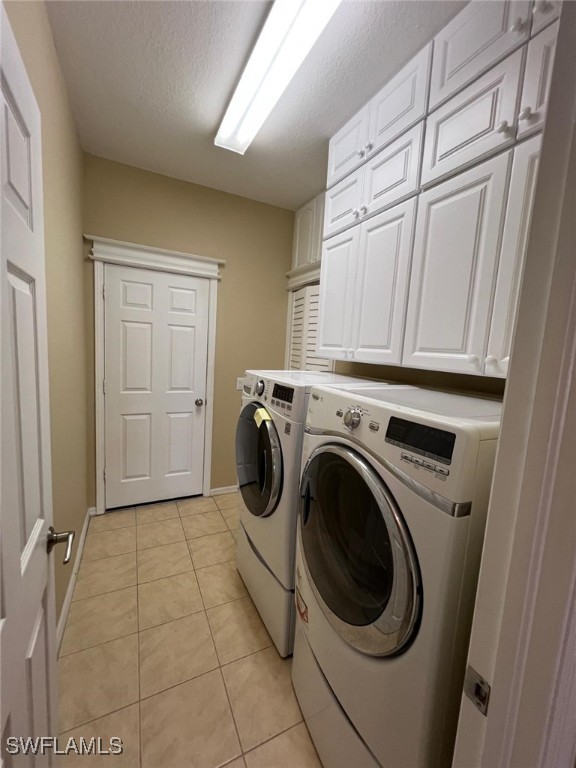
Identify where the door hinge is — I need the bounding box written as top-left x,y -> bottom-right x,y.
464,665 -> 491,716
103,379 -> 106,395
103,467 -> 107,483
102,284 -> 106,301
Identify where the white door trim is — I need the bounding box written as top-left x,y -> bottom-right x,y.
88,236 -> 223,514
452,4 -> 576,765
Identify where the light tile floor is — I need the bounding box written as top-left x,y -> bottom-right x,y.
58,492 -> 322,768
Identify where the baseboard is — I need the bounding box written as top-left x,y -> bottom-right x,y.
56,507 -> 94,651
210,485 -> 239,496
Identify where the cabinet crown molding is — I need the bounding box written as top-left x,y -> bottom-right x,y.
85,235 -> 224,279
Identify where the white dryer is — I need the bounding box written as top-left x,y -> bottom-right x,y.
292,385 -> 502,767
235,370 -> 392,657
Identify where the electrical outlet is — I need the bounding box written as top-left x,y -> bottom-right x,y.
236,377 -> 244,391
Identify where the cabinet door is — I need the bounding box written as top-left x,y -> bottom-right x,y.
368,43 -> 431,157
351,199 -> 416,365
422,50 -> 522,187
517,21 -> 558,139
403,152 -> 512,374
292,200 -> 316,269
363,123 -> 423,218
486,134 -> 541,377
323,167 -> 364,238
530,0 -> 561,36
326,104 -> 370,188
317,228 -> 359,360
311,193 -> 325,263
430,0 -> 530,108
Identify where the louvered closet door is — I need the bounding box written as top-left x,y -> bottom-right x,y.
288,286 -> 334,371
104,265 -> 209,508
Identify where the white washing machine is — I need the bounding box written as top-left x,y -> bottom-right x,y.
292,385 -> 502,767
235,370 -> 397,657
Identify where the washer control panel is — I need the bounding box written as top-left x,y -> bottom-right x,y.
343,408 -> 362,430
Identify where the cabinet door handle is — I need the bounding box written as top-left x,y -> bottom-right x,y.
365,142 -> 373,152
467,354 -> 480,366
497,120 -> 510,134
532,1 -> 549,15
360,205 -> 368,215
485,356 -> 498,366
518,106 -> 533,121
352,209 -> 360,219
509,18 -> 524,33
357,148 -> 365,158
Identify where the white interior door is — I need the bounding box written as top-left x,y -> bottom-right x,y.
104,264 -> 209,509
1,6 -> 59,759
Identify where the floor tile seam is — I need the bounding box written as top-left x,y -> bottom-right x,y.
135,536 -> 186,553
138,653 -> 220,704
219,644 -> 279,674
70,583 -> 138,605
89,521 -> 136,533
59,702 -> 140,736
137,602 -> 205,634
136,564 -> 195,585
192,555 -> 236,574
216,666 -> 244,762
58,630 -> 139,660
134,516 -> 179,526
83,548 -> 136,563
240,718 -> 306,759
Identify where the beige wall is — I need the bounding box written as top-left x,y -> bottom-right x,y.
83,155 -> 294,490
4,2 -> 89,618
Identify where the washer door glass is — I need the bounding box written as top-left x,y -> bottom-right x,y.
236,402 -> 283,517
299,443 -> 421,656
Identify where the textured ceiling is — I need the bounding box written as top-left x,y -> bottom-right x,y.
47,0 -> 466,210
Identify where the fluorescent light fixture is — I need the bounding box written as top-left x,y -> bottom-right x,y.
215,0 -> 342,155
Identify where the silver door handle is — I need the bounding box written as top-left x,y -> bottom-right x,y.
195,398 -> 204,407
46,526 -> 75,564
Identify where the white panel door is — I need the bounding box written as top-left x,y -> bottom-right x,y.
317,228 -> 360,360
363,123 -> 423,219
403,152 -> 512,374
486,134 -> 541,377
430,0 -> 530,108
368,42 -> 432,157
351,199 -> 416,365
311,193 -> 325,263
422,50 -> 522,186
323,168 -> 365,238
326,104 -> 370,188
105,265 -> 209,508
516,21 -> 558,139
1,7 -> 58,758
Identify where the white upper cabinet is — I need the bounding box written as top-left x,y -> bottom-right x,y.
430,0 -> 530,109
530,0 -> 561,36
317,228 -> 360,360
368,43 -> 432,157
318,200 -> 416,365
351,199 -> 416,365
292,200 -> 315,269
422,50 -> 523,186
292,192 -> 326,269
324,168 -> 365,238
516,21 -> 558,139
486,133 -> 542,377
326,104 -> 370,189
403,152 -> 512,374
363,123 -> 423,220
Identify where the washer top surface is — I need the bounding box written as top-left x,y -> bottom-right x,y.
245,369 -> 377,388
344,386 -> 503,421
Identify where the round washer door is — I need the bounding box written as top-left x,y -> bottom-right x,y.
299,443 -> 421,656
236,402 -> 283,518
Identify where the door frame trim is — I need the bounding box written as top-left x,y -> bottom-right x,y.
88,236 -> 223,514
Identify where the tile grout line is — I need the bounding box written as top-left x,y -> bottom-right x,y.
241,719 -> 306,760
60,702 -> 140,736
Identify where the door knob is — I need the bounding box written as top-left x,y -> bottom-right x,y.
46,526 -> 75,564
195,398 -> 204,407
